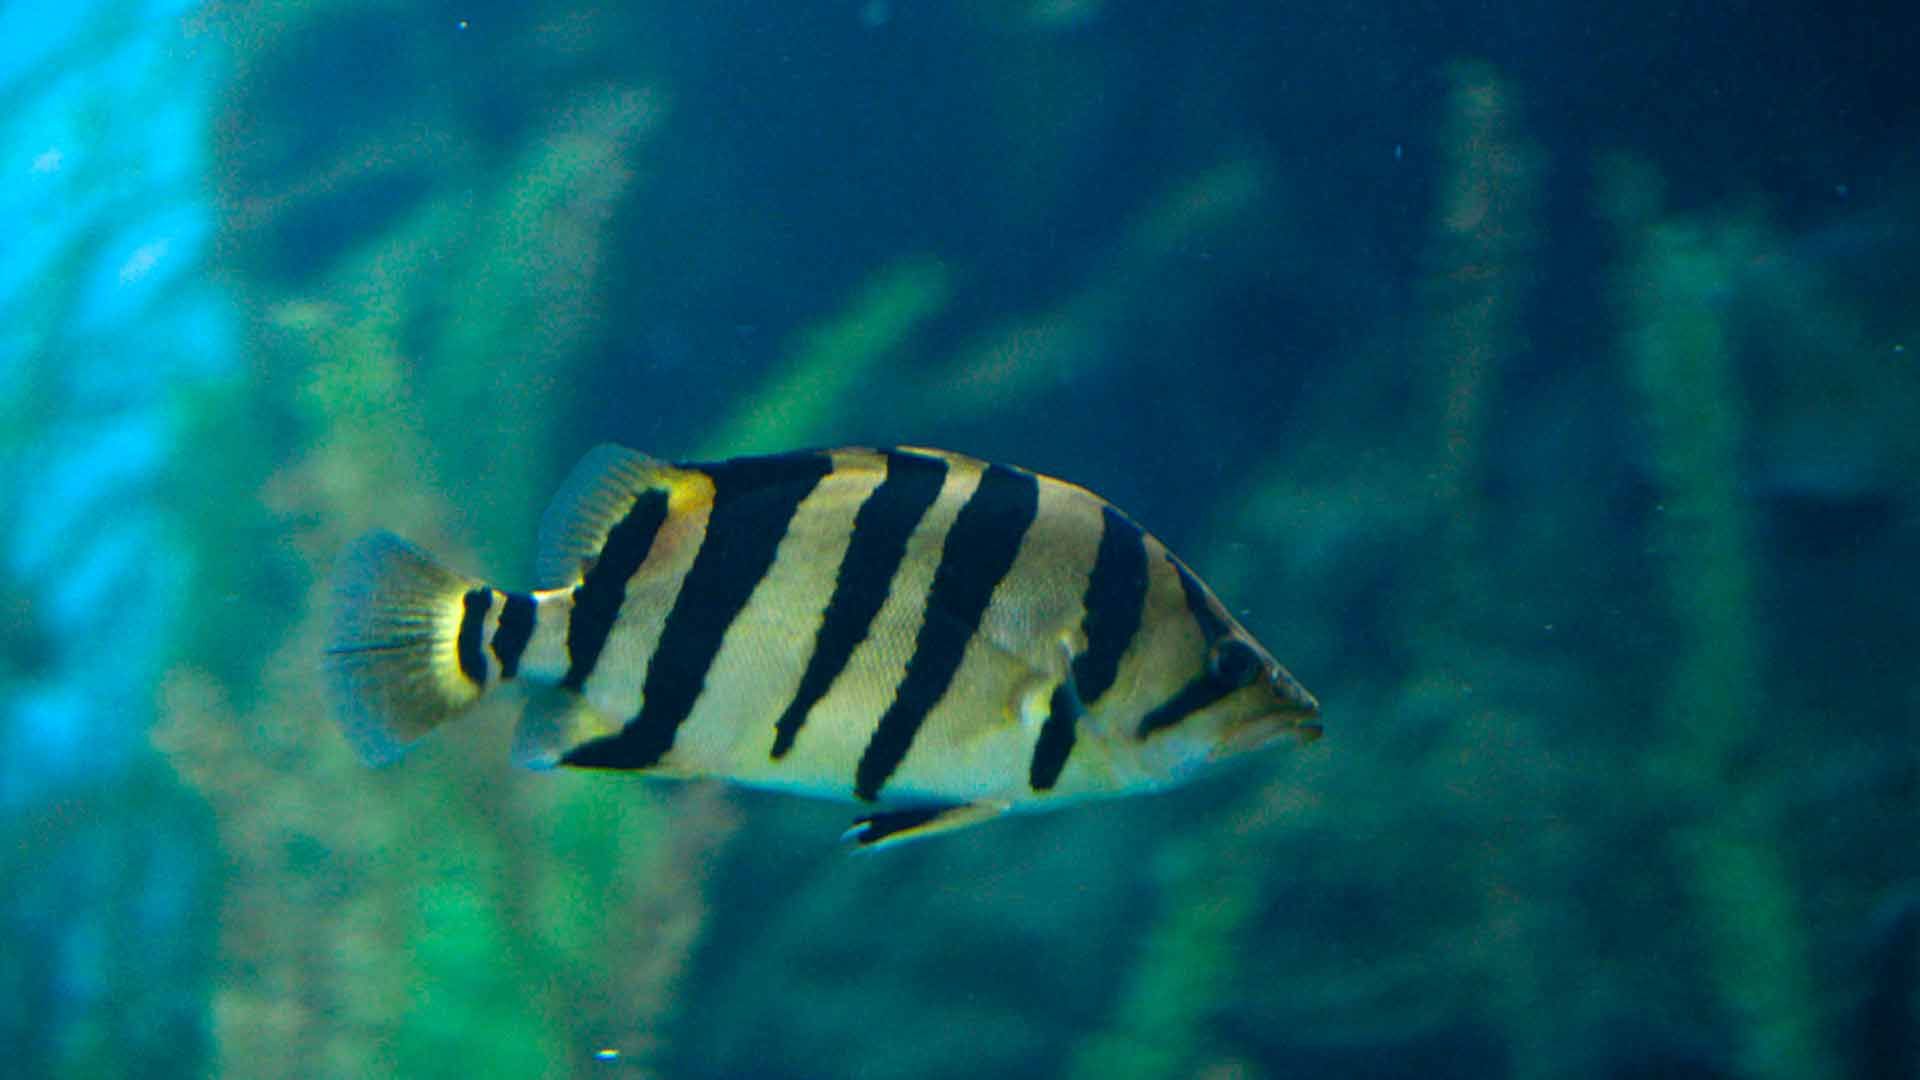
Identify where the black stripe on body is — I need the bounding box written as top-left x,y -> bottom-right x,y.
568,454 -> 834,770
563,488 -> 669,691
1171,556 -> 1230,645
457,588 -> 492,685
1028,679 -> 1084,791
491,591 -> 536,679
771,451 -> 948,759
1136,675 -> 1237,739
1072,505 -> 1149,703
1135,555 -> 1237,739
1027,504 -> 1148,791
855,464 -> 1040,802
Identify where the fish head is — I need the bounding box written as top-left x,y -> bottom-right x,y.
1200,636 -> 1322,758
1129,632 -> 1321,786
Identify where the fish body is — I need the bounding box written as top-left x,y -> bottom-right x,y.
326,445 -> 1319,848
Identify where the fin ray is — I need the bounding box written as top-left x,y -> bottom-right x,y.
844,800 -> 1011,851
324,531 -> 486,765
513,688 -> 624,769
535,444 -> 668,588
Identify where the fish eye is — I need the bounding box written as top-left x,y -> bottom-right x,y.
1206,637 -> 1262,689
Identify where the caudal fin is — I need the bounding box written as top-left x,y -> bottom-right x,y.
324,531 -> 490,765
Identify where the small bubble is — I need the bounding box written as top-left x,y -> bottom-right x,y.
456,18 -> 469,30
594,1048 -> 621,1063
1393,143 -> 1404,161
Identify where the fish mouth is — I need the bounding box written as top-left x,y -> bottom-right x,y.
1214,697 -> 1324,759
1212,714 -> 1317,759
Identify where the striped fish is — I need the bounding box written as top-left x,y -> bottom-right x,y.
326,445 -> 1320,849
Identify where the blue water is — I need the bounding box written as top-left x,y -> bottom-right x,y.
5,3 -> 1918,1077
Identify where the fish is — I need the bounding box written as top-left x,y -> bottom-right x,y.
325,444 -> 1321,849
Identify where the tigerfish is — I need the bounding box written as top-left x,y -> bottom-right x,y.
325,445 -> 1321,848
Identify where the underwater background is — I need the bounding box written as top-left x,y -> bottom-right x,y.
4,1 -> 1918,1077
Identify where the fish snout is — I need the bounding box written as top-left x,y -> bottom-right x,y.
1269,664 -> 1323,742
1269,664 -> 1318,715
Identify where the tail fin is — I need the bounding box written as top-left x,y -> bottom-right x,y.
324,531 -> 490,765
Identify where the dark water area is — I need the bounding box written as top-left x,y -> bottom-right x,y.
4,1 -> 1918,1077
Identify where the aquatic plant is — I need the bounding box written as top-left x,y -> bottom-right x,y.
1065,844 -> 1259,1080
1612,159 -> 1840,1080
1068,61 -> 1555,1077
938,154 -> 1279,414
707,257 -> 951,457
18,3 -> 1918,1076
1409,61 -> 1566,1080
155,8 -> 719,1074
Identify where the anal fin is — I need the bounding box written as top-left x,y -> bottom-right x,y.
513,689 -> 623,769
844,800 -> 1010,851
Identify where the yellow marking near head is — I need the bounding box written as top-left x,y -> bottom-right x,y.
664,468 -> 716,515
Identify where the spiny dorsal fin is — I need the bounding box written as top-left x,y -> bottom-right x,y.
535,444 -> 667,588
844,800 -> 1011,851
325,531 -> 486,765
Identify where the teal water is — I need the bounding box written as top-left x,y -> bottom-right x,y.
4,2 -> 1917,1077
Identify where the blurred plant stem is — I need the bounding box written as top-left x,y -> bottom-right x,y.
941,154 -> 1279,409
704,257 -> 950,458
1610,155 -> 1840,1080
1422,61 -> 1537,560
1064,843 -> 1260,1080
424,83 -> 663,570
1410,61 -> 1561,1080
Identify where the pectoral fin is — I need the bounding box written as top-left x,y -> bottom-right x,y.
844,800 -> 1011,851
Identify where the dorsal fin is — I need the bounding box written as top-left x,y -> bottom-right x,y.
535,444 -> 667,588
